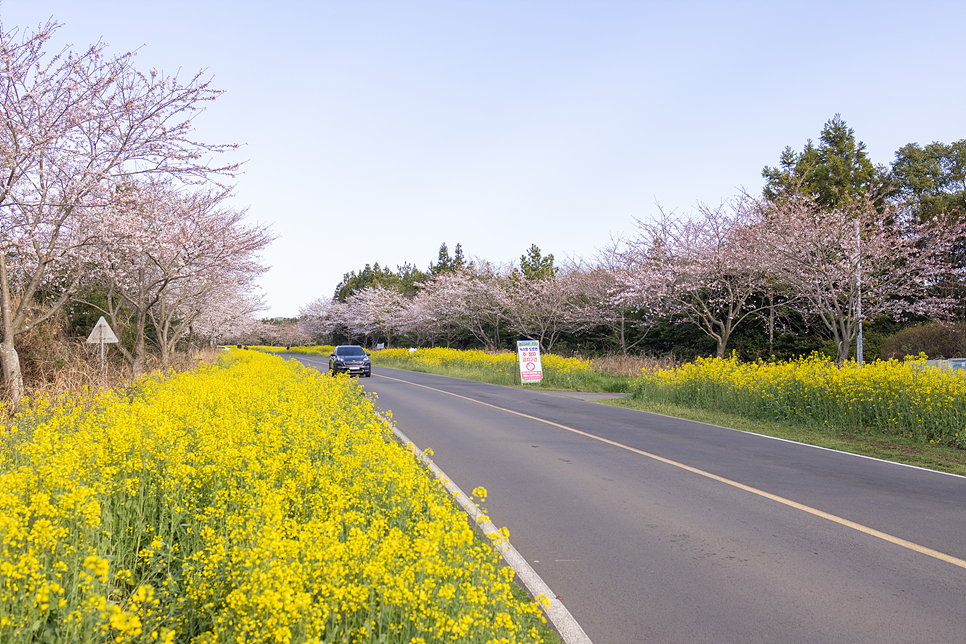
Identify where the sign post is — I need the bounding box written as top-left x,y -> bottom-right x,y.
516,340 -> 543,384
86,317 -> 119,387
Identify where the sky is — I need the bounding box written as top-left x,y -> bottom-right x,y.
2,1 -> 965,317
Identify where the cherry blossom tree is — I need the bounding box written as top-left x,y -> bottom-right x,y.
96,179 -> 188,375
299,298 -> 348,343
619,197 -> 772,358
148,221 -> 271,367
502,268 -> 592,353
341,285 -> 406,346
413,264 -> 509,350
328,263 -> 610,352
0,19 -> 239,400
90,179 -> 270,375
289,318 -> 321,347
396,291 -> 450,347
756,192 -> 963,362
191,289 -> 267,348
459,262 -> 512,350
151,276 -> 249,364
584,249 -> 663,354
401,278 -> 464,347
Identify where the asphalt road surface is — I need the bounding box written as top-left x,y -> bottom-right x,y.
291,357 -> 966,644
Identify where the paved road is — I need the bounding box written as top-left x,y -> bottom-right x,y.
292,357 -> 966,644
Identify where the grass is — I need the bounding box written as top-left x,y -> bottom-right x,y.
602,396 -> 966,476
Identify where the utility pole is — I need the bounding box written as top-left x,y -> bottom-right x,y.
856,219 -> 864,366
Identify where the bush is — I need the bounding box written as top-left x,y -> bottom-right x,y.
880,322 -> 966,360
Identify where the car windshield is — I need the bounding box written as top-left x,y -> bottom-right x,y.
337,346 -> 367,357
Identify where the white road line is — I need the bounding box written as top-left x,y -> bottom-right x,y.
375,372 -> 966,571
376,413 -> 594,644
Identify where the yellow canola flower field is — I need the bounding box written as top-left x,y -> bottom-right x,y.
633,354 -> 966,447
372,348 -> 594,390
250,346 -> 337,358
0,351 -> 547,644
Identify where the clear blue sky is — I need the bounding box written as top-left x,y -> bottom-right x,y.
3,1 -> 964,317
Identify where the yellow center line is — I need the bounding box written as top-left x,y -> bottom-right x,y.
375,372 -> 966,571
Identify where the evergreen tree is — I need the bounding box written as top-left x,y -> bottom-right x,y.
395,262 -> 428,296
430,242 -> 466,275
333,263 -> 398,302
519,244 -> 557,280
762,114 -> 889,207
892,140 -> 966,224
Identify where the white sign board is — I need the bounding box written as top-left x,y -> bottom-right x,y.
86,317 -> 119,344
516,340 -> 543,383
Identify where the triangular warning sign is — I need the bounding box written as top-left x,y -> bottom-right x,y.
86,316 -> 119,344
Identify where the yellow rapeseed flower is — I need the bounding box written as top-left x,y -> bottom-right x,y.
0,350 -> 547,643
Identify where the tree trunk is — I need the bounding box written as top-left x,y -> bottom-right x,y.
132,315 -> 146,377
107,287 -> 147,379
0,254 -> 24,403
715,317 -> 733,359
0,338 -> 24,403
768,295 -> 775,354
832,319 -> 850,364
619,314 -> 627,355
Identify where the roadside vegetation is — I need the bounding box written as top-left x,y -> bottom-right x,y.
0,20 -> 270,405
372,347 -> 628,392
250,345 -> 337,358
0,350 -> 555,643
254,344 -> 632,391
328,346 -> 966,476
623,354 -> 966,476
606,397 -> 966,477
631,354 -> 966,446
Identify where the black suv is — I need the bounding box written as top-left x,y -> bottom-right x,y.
329,345 -> 371,377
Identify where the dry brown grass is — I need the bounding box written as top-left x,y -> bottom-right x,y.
591,353 -> 677,376
1,316 -> 223,421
